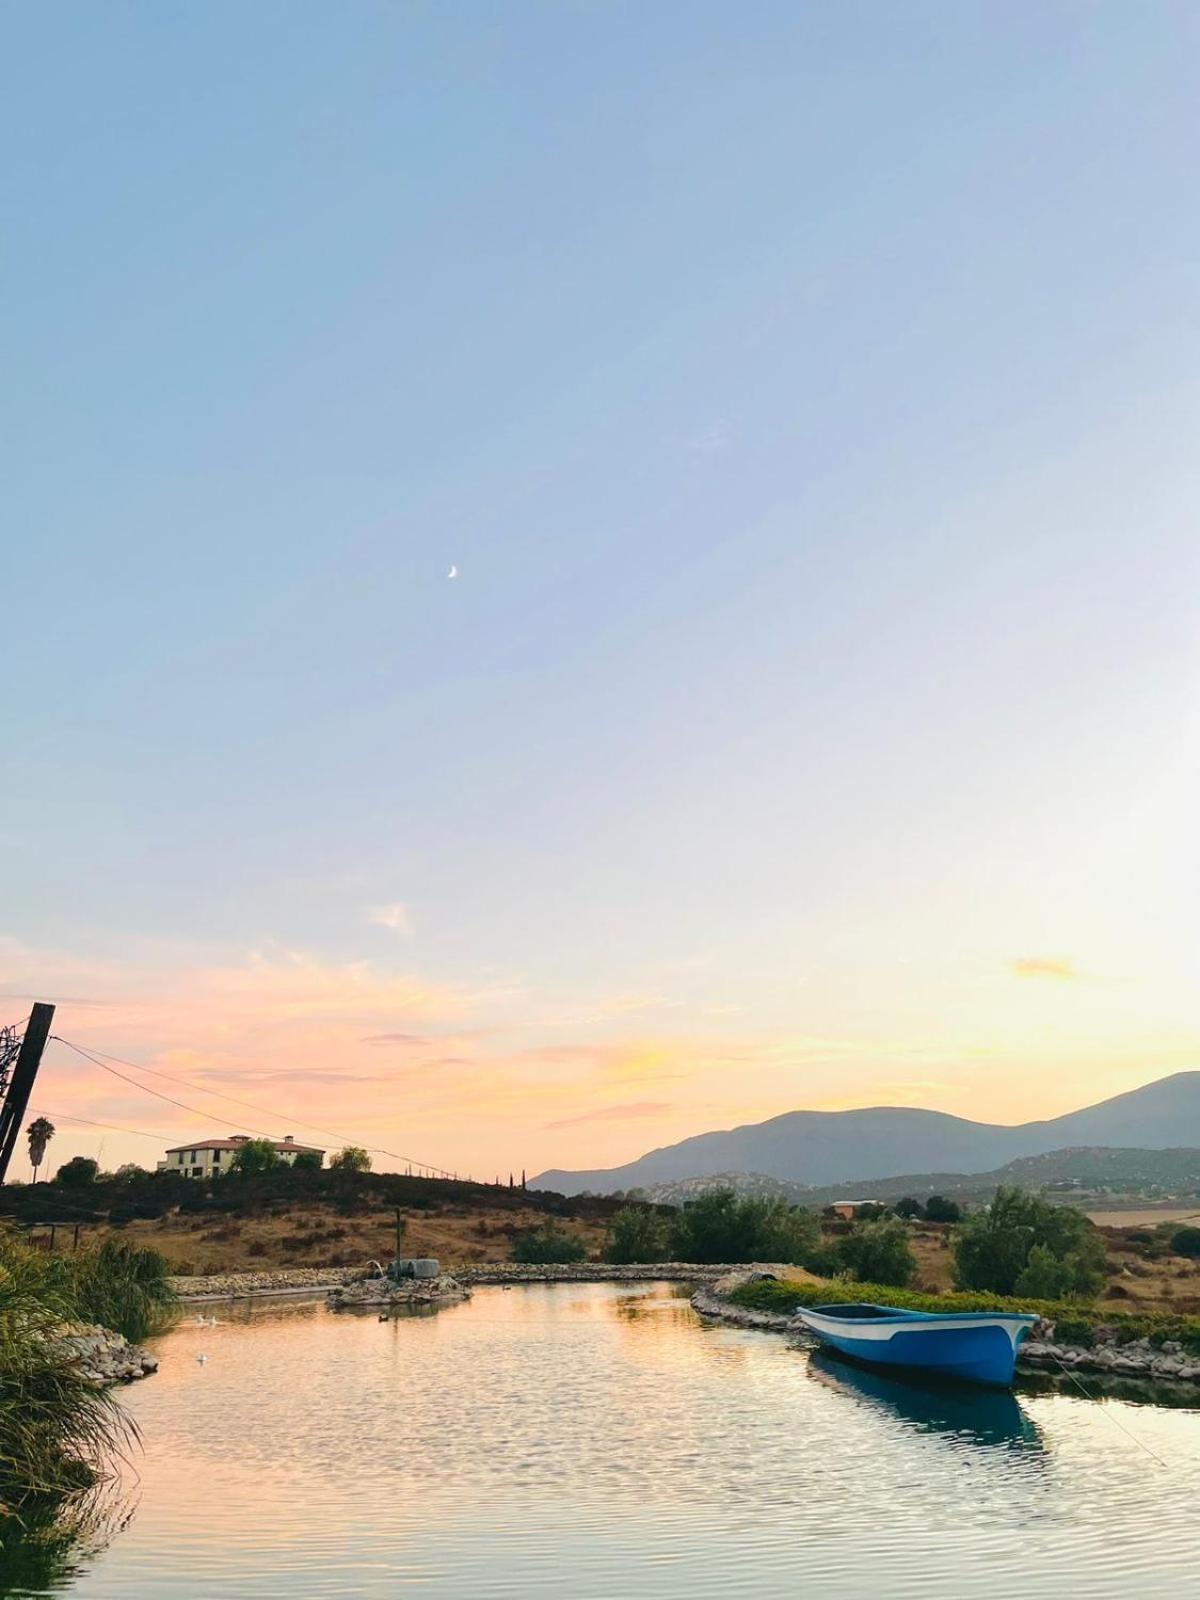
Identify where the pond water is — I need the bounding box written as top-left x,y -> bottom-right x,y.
16,1282 -> 1200,1598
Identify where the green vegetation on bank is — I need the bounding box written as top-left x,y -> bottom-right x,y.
62,1241 -> 177,1345
603,1206 -> 672,1264
0,1230 -> 171,1513
952,1186 -> 1104,1298
665,1189 -> 820,1266
725,1274 -> 1200,1355
602,1189 -> 913,1283
511,1223 -> 587,1264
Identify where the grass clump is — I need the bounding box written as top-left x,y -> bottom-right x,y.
0,1234 -> 133,1510
58,1240 -> 178,1345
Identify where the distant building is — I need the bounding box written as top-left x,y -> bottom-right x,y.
156,1134 -> 324,1179
827,1200 -> 883,1220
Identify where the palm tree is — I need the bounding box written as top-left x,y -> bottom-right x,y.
26,1117 -> 55,1183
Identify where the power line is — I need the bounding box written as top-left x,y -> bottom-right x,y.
52,1036 -> 459,1180
68,1043 -> 407,1152
26,1106 -> 172,1143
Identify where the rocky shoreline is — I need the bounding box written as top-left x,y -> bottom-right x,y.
56,1321 -> 159,1386
690,1271 -> 1200,1387
327,1273 -> 469,1310
171,1261 -> 734,1300
458,1262 -> 729,1286
171,1266 -> 361,1298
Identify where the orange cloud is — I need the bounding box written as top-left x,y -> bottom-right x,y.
1012,957 -> 1075,981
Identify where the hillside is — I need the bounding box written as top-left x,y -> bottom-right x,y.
636,1172 -> 810,1207
532,1073 -> 1200,1195
797,1146 -> 1200,1209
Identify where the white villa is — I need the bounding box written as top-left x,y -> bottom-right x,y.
157,1134 -> 325,1179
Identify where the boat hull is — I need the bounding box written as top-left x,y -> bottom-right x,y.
795,1306 -> 1038,1388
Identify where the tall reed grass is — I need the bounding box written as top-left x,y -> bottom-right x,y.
0,1230 -> 176,1512
61,1239 -> 178,1344
0,1233 -> 133,1507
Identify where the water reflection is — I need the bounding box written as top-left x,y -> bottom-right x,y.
1019,1369 -> 1200,1412
0,1485 -> 133,1600
807,1349 -> 1044,1452
29,1283 -> 1200,1600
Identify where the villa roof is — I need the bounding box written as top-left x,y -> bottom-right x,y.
163,1137 -> 325,1155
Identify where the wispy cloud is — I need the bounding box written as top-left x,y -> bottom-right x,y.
361,1032 -> 432,1047
1012,957 -> 1075,981
368,903 -> 413,935
545,1101 -> 671,1131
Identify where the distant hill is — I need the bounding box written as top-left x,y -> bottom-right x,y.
637,1148 -> 1200,1210
531,1073 -> 1200,1196
636,1172 -> 811,1207
797,1146 -> 1200,1208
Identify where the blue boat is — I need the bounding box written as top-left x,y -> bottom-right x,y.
794,1302 -> 1039,1388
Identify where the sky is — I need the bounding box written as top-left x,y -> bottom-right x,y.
3,2 -> 1198,1182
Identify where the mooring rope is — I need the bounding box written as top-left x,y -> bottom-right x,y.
1049,1352 -> 1168,1468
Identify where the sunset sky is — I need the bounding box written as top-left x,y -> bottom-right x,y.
4,4 -> 1198,1181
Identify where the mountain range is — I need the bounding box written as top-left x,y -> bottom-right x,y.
531,1072 -> 1200,1196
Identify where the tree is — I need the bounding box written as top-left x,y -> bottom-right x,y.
1014,1243 -> 1065,1299
329,1146 -> 371,1173
229,1138 -> 281,1174
953,1186 -> 1103,1298
26,1117 -> 55,1183
55,1156 -> 99,1187
603,1206 -> 671,1264
668,1188 -> 820,1265
756,1199 -> 821,1264
291,1150 -> 323,1171
894,1197 -> 925,1220
114,1163 -> 149,1182
511,1223 -> 587,1264
1172,1227 -> 1200,1259
837,1218 -> 917,1287
924,1195 -> 962,1223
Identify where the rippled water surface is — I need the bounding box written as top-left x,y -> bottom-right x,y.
32,1283 -> 1200,1597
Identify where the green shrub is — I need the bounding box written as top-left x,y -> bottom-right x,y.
511,1224 -> 587,1264
953,1186 -> 1104,1297
837,1218 -> 916,1287
1015,1243 -> 1065,1299
1051,1316 -> 1096,1348
668,1188 -> 819,1265
803,1245 -> 845,1277
1171,1227 -> 1200,1258
603,1207 -> 670,1264
924,1195 -> 962,1223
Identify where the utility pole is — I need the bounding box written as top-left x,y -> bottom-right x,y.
0,1003 -> 55,1184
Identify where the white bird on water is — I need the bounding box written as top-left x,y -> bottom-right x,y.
447,564 -> 458,579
